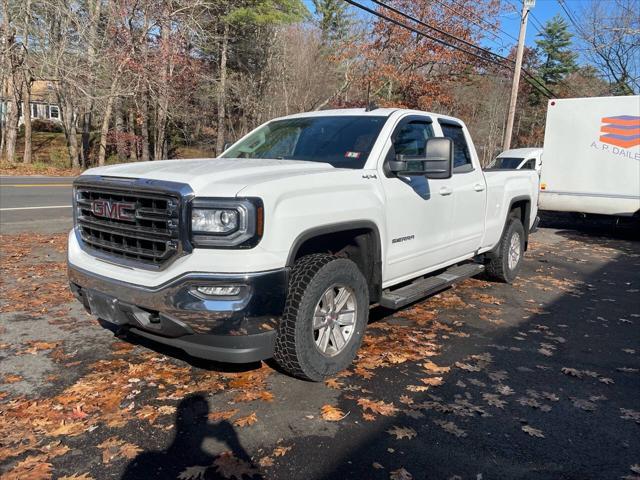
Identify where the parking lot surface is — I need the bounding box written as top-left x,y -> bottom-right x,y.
0,215 -> 639,479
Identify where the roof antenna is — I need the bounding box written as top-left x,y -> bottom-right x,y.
365,101 -> 378,112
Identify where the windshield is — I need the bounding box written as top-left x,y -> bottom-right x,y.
490,157 -> 524,169
221,116 -> 387,169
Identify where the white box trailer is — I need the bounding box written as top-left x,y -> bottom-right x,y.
539,95 -> 640,217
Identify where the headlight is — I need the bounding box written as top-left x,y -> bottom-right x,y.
190,198 -> 263,248
192,208 -> 239,234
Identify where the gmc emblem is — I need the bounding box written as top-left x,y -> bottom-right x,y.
91,200 -> 135,221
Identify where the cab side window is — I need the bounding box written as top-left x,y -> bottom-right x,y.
391,121 -> 434,158
439,122 -> 472,171
523,159 -> 536,170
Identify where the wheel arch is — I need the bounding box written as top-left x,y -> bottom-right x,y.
485,195 -> 531,260
286,221 -> 383,302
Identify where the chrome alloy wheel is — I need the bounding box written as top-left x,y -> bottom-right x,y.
312,284 -> 357,357
508,231 -> 521,270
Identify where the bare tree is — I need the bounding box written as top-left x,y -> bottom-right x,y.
575,0 -> 640,94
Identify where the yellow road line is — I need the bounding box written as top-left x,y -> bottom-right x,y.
0,184 -> 73,187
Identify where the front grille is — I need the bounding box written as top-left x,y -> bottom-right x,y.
75,185 -> 181,267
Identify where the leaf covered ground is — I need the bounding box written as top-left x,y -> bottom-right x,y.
1,223 -> 639,479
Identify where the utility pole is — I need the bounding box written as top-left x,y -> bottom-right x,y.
503,0 -> 535,151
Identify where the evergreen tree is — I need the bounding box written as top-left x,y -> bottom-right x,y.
535,15 -> 578,85
312,0 -> 351,43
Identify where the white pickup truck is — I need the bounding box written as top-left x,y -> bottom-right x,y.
68,108 -> 539,380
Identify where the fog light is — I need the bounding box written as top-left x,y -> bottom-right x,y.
195,285 -> 241,297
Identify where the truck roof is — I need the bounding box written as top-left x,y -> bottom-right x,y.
277,108 -> 468,126
497,147 -> 543,158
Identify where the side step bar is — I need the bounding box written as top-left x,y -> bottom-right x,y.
379,263 -> 485,310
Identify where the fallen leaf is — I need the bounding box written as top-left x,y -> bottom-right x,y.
273,445 -> 291,457
420,377 -> 443,387
357,398 -> 399,417
208,409 -> 239,421
571,398 -> 597,411
213,451 -> 258,480
390,467 -> 413,480
561,367 -> 582,378
321,404 -> 346,421
522,425 -> 545,438
372,462 -> 384,469
386,426 -> 417,440
325,378 -> 343,389
178,465 -> 208,480
423,361 -> 449,374
482,393 -> 506,409
434,420 -> 467,437
233,413 -> 258,427
258,457 -> 274,467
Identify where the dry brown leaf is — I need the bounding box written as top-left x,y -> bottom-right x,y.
423,361 -> 449,374
177,465 -> 208,480
362,413 -> 376,421
2,455 -> 52,480
272,445 -> 291,457
321,404 -> 345,421
97,437 -> 141,464
482,393 -> 506,409
325,378 -> 343,389
372,462 -> 384,469
561,367 -> 583,378
357,398 -> 399,416
406,385 -> 429,392
233,412 -> 258,427
522,425 -> 545,438
434,420 -> 467,437
58,474 -> 95,480
386,426 -> 417,440
390,467 -> 413,480
208,409 -> 239,421
213,451 -> 259,480
420,376 -> 443,387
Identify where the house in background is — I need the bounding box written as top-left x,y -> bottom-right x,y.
0,80 -> 62,126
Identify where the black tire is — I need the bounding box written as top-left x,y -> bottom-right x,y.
273,254 -> 369,381
485,217 -> 525,283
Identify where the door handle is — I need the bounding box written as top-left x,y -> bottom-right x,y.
439,186 -> 453,196
473,183 -> 485,192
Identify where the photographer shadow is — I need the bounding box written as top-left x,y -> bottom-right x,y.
121,394 -> 258,480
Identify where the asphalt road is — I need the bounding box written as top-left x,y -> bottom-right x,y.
0,198 -> 639,479
0,176 -> 75,234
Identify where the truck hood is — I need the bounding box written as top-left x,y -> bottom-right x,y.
83,158 -> 335,196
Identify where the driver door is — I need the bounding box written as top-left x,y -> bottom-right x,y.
380,116 -> 455,284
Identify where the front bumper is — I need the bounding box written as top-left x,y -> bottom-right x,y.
68,264 -> 288,363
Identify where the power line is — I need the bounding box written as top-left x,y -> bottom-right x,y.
352,0 -> 557,98
447,0 -> 520,42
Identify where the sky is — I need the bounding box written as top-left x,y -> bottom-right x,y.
303,0 -> 581,52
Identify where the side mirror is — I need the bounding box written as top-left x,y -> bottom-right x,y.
388,137 -> 454,179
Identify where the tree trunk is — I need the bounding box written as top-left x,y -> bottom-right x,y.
115,99 -> 126,159
140,92 -> 150,161
22,81 -> 32,164
216,22 -> 229,155
3,98 -> 19,163
82,0 -> 103,167
21,0 -> 32,164
97,93 -> 116,166
128,108 -> 138,162
154,8 -> 170,161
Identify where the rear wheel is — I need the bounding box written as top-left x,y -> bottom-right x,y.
273,254 -> 369,381
485,217 -> 525,283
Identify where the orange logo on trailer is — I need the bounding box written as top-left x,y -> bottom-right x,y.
599,115 -> 640,148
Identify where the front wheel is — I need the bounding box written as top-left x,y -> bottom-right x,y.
485,217 -> 525,283
273,254 -> 369,381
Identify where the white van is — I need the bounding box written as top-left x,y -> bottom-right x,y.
538,95 -> 640,217
488,148 -> 543,174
